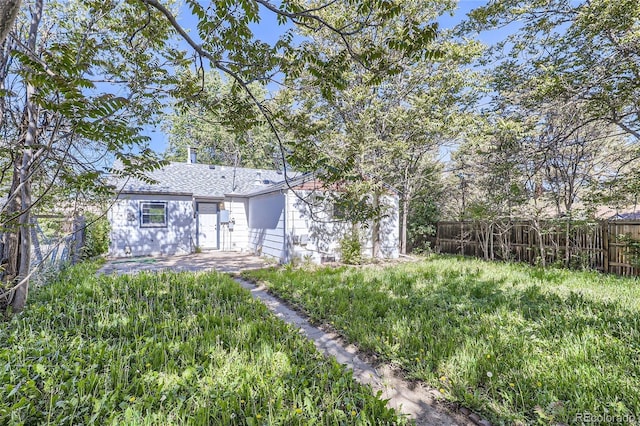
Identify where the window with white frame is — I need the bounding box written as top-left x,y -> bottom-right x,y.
140,202 -> 167,227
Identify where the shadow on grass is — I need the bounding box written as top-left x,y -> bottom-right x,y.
245,261 -> 640,424
1,268 -> 406,425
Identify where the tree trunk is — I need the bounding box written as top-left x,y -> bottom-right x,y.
9,0 -> 41,312
564,216 -> 571,268
1,37 -> 9,129
12,138 -> 33,312
372,191 -> 381,258
0,0 -> 21,45
400,194 -> 408,255
1,163 -> 21,284
533,219 -> 546,267
1,163 -> 21,310
11,81 -> 37,311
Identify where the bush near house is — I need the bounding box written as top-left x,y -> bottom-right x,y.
82,212 -> 111,259
0,263 -> 405,425
338,231 -> 363,265
244,255 -> 640,425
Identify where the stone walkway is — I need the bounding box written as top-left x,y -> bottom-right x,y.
236,278 -> 471,426
99,252 -> 472,426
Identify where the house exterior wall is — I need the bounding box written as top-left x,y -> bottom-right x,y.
381,194 -> 400,257
286,190 -> 349,263
247,192 -> 287,261
107,186 -> 399,262
219,198 -> 249,252
108,194 -> 194,257
285,190 -> 399,263
361,194 -> 400,259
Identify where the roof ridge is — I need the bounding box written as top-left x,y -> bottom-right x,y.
112,161 -> 289,198
167,161 -> 282,173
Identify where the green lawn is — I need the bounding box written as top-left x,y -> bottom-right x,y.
244,255 -> 640,425
0,263 -> 405,425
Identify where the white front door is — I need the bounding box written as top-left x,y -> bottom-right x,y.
197,203 -> 218,249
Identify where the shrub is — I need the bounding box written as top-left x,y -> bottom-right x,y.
407,192 -> 439,253
82,212 -> 110,258
618,233 -> 640,268
339,231 -> 362,265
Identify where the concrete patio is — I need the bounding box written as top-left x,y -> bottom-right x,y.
98,251 -> 269,275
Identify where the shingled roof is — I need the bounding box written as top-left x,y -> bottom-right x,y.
610,211 -> 640,220
112,162 -> 287,198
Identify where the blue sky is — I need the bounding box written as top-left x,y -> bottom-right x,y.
142,1 -> 288,153
145,0 -> 492,154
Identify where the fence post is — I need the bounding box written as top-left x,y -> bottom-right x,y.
528,220 -> 534,265
602,221 -> 609,274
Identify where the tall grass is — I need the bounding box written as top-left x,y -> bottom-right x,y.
245,255 -> 640,425
0,262 -> 405,425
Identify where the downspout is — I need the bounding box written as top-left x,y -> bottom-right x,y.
283,189 -> 289,263
228,197 -> 233,251
192,198 -> 196,253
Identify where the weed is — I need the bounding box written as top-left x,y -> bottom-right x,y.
82,212 -> 111,259
244,254 -> 640,425
0,263 -> 406,425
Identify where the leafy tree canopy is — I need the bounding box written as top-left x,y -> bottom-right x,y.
462,0 -> 640,141
1,0 -> 442,311
163,71 -> 279,169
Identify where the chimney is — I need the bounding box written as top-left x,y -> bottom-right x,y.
187,147 -> 197,164
254,171 -> 262,185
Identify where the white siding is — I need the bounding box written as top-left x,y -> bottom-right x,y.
286,190 -> 349,263
219,198 -> 249,252
108,194 -> 194,257
247,192 -> 286,261
286,190 -> 400,263
381,194 -> 400,258
361,194 -> 400,259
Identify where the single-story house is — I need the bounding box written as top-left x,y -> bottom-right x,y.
609,211 -> 640,220
108,155 -> 399,263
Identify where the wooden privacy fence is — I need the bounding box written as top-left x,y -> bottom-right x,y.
434,220 -> 640,276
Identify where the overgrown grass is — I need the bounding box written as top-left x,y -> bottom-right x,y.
0,262 -> 406,425
244,255 -> 640,425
